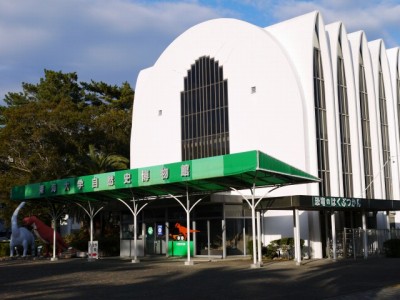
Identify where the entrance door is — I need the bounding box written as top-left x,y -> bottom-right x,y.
145,223 -> 165,255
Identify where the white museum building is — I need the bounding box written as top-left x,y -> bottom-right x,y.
130,11 -> 400,259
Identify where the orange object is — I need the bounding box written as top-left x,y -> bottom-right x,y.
174,223 -> 200,240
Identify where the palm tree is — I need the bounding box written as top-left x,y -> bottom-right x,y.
84,144 -> 129,174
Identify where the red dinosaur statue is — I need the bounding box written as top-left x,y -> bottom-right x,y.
174,222 -> 200,240
23,216 -> 68,255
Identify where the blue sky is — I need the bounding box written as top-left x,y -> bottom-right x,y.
1,0 -> 400,104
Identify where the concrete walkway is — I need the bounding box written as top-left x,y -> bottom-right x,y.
1,256 -> 400,299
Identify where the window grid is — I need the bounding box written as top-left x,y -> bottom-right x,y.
314,47 -> 331,196
181,56 -> 230,160
359,54 -> 374,199
337,54 -> 353,197
378,61 -> 393,199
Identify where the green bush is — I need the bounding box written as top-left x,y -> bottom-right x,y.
247,239 -> 263,258
247,237 -> 304,259
0,241 -> 44,257
265,237 -> 305,259
383,239 -> 400,258
0,241 -> 10,256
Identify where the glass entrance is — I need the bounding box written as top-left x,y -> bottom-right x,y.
145,223 -> 165,255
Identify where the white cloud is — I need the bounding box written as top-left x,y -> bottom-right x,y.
270,0 -> 400,46
1,0 -> 399,105
232,0 -> 400,46
0,0 -> 220,102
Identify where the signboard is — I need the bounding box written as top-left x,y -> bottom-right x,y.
147,226 -> 153,236
14,162 -> 194,199
12,150 -> 319,201
167,241 -> 194,256
88,241 -> 99,259
157,224 -> 163,236
312,196 -> 362,208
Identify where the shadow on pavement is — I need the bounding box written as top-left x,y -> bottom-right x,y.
1,257 -> 400,299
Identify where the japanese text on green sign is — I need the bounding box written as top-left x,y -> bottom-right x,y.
312,196 -> 361,208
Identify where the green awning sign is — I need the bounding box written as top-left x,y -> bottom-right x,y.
11,150 -> 319,202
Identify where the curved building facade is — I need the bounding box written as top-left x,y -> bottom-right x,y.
131,11 -> 400,258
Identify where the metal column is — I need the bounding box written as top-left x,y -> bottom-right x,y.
362,211 -> 368,259
293,208 -> 301,265
331,211 -> 337,261
257,211 -> 262,266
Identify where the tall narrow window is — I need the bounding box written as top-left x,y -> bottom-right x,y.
359,52 -> 374,199
181,56 -> 229,160
314,46 -> 330,196
378,58 -> 393,199
337,43 -> 353,197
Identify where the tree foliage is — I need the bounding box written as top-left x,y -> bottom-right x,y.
0,70 -> 134,224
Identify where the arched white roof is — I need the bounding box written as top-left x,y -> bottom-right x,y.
265,11 -> 337,196
369,39 -> 400,199
348,31 -> 382,198
387,47 -> 400,200
326,22 -> 363,197
131,18 -> 306,174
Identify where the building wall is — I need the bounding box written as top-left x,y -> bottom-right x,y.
387,48 -> 400,226
131,11 -> 400,258
131,18 -> 310,176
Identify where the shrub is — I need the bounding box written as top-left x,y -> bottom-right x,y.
247,239 -> 263,258
265,237 -> 305,259
0,241 -> 10,256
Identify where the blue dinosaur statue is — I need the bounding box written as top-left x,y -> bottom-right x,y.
10,202 -> 35,257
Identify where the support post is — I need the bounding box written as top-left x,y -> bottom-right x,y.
293,208 -> 301,265
256,211 -> 262,267
192,220 -> 197,258
116,198 -> 148,263
243,223 -> 246,256
133,211 -> 139,263
325,212 -> 330,259
51,219 -> 58,261
251,194 -> 257,268
185,190 -> 193,265
331,211 -> 337,261
207,220 -> 211,259
165,221 -> 169,257
168,192 -> 206,266
230,185 -> 281,269
362,211 -> 368,259
222,219 -> 226,259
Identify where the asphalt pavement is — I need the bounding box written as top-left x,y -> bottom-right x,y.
1,256 -> 400,299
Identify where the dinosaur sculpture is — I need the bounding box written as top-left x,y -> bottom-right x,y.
10,202 -> 35,257
23,216 -> 68,255
173,222 -> 200,240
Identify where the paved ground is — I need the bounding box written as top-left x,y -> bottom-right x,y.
1,256 -> 400,299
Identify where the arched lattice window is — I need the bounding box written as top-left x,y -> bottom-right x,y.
314,33 -> 330,196
181,56 -> 229,160
378,58 -> 392,199
337,41 -> 353,197
359,50 -> 374,199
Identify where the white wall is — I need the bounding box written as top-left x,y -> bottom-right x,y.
387,47 -> 400,226
132,18 -> 312,179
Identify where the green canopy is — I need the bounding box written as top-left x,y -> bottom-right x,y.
11,150 -> 319,202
